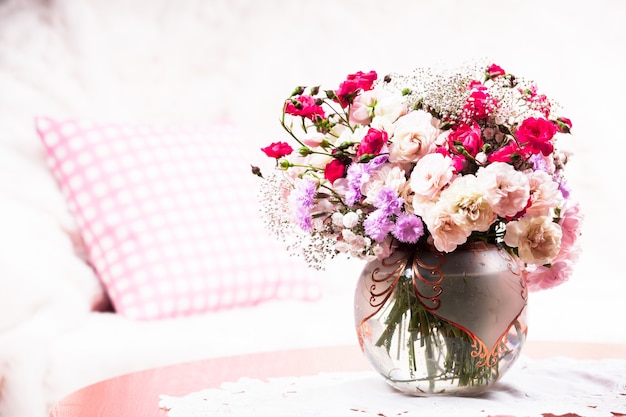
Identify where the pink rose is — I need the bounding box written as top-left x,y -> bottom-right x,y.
516,117 -> 556,156
261,141 -> 293,159
324,158 -> 347,183
559,199 -> 583,248
284,95 -> 325,121
357,128 -> 388,159
524,260 -> 573,291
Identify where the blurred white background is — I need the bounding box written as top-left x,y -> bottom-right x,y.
1,0 -> 624,343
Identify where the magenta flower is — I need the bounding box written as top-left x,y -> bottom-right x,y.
284,95 -> 325,121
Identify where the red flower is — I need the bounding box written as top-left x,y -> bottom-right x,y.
261,141 -> 293,159
488,142 -> 525,164
335,70 -> 377,107
486,63 -> 506,79
284,95 -> 325,121
516,117 -> 556,156
324,159 -> 347,183
448,122 -> 484,156
463,85 -> 494,120
555,117 -> 573,133
356,128 -> 388,158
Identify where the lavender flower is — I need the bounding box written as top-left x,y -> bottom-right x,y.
345,155 -> 389,206
290,178 -> 317,232
373,186 -> 403,216
363,209 -> 394,242
393,213 -> 425,244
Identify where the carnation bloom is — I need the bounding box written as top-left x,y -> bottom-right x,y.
362,165 -> 407,206
558,199 -> 583,249
357,128 -> 388,158
524,260 -> 573,291
409,153 -> 455,201
363,209 -> 394,242
350,87 -> 407,126
463,83 -> 495,120
448,122 -> 484,157
345,155 -> 388,206
477,162 -> 530,218
324,158 -> 347,183
487,141 -> 525,164
289,178 -> 317,232
392,213 -> 424,244
284,95 -> 325,120
525,170 -> 563,217
389,110 -> 438,163
335,70 -> 377,107
372,186 -> 403,216
261,141 -> 293,159
439,174 -> 495,233
504,216 -> 562,265
516,117 -> 556,156
486,63 -> 506,79
424,207 -> 471,252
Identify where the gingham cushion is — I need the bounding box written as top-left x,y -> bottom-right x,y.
35,117 -> 321,320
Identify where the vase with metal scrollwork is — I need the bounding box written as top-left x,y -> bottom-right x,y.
354,241 -> 528,396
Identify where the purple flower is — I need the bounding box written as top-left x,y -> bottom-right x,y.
392,213 -> 425,244
373,186 -> 403,216
345,155 -> 389,207
345,163 -> 368,206
557,173 -> 571,199
363,209 -> 394,242
291,178 -> 317,232
529,154 -> 549,173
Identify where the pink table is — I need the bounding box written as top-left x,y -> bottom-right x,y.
49,342 -> 626,417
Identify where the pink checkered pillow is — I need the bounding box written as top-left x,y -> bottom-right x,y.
35,117 -> 321,320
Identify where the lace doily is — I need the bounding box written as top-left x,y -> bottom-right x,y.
159,357 -> 626,417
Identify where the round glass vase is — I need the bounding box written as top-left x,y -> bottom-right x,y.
354,241 -> 528,396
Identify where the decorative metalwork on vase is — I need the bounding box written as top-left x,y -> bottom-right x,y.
411,247 -> 446,312
363,255 -> 408,323
470,333 -> 506,368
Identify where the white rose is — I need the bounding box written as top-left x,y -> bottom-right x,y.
438,175 -> 495,233
504,216 -> 563,265
423,204 -> 471,252
349,87 -> 407,126
371,89 -> 407,124
389,110 -> 439,164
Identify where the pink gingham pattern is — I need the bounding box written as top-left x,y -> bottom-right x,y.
36,117 -> 321,320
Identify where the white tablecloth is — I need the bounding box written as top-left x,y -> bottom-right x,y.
159,356 -> 626,417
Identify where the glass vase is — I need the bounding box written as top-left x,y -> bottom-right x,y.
354,241 -> 528,396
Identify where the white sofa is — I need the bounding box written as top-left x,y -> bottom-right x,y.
1,1 -> 625,417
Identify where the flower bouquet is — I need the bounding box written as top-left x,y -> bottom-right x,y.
253,62 -> 583,394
